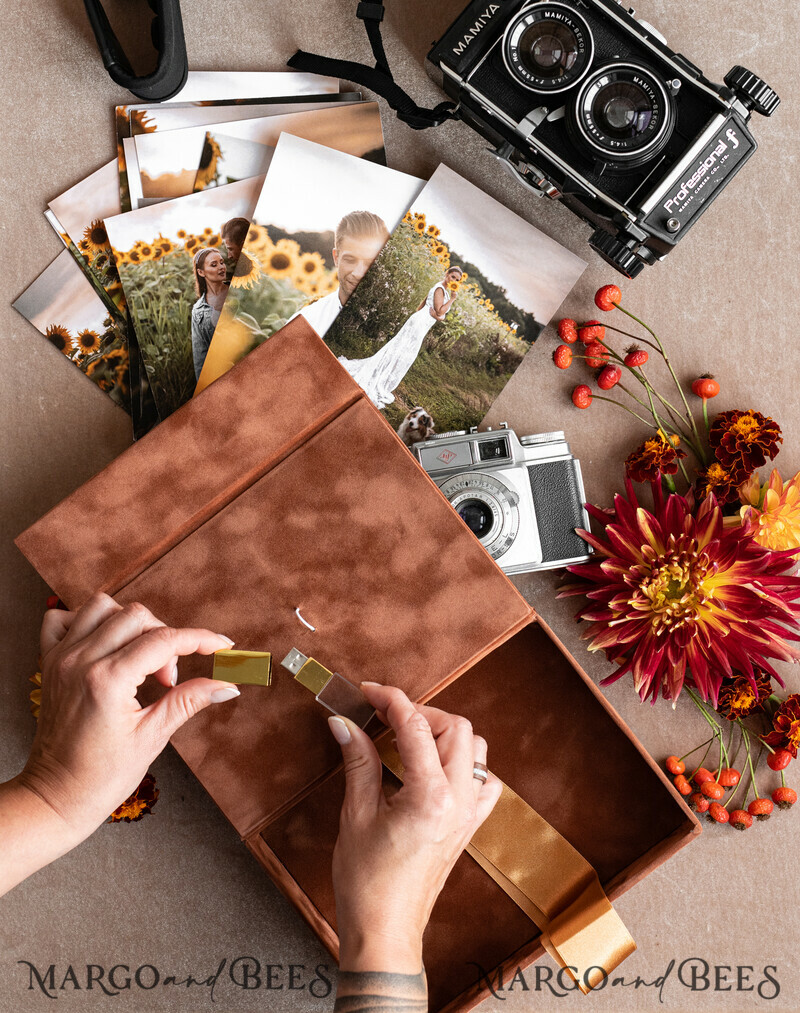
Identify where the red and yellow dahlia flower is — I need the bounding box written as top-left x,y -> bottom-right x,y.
559,480 -> 800,705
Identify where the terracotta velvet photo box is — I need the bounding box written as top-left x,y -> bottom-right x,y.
14,319 -> 700,1011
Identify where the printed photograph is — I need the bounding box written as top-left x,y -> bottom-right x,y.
124,97 -> 362,208
105,176 -> 264,420
13,250 -> 131,412
135,102 -> 383,203
325,164 -> 587,437
115,69 -> 341,211
193,135 -> 423,396
47,160 -> 125,312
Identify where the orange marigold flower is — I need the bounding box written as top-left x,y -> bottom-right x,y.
709,409 -> 782,476
108,773 -> 160,823
765,693 -> 800,758
29,671 -> 42,720
717,670 -> 773,720
694,462 -> 742,505
625,431 -> 685,484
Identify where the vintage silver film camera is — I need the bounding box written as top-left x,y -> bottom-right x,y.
413,424 -> 592,574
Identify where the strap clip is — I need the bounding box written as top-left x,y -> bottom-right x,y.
356,1 -> 385,22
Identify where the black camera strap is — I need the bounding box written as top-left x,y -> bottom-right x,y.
287,1 -> 458,130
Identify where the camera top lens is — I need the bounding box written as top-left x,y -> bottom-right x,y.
568,62 -> 675,167
502,2 -> 594,94
457,499 -> 494,538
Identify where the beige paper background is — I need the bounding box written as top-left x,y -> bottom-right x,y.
1,1 -> 798,1011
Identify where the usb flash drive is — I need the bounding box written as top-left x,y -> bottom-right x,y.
281,649 -> 376,728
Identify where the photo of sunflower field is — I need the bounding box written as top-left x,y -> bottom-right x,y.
12,250 -> 131,412
324,164 -> 587,434
104,176 -> 262,419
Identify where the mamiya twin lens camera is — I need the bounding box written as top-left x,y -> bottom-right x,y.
427,0 -> 779,277
413,424 -> 592,574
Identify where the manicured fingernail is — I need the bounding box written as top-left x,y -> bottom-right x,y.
217,634 -> 235,646
210,686 -> 240,703
328,716 -> 351,745
170,664 -> 178,686
360,680 -> 381,687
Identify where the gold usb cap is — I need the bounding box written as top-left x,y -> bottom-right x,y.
213,650 -> 272,686
281,649 -> 376,728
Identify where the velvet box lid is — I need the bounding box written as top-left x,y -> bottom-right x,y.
14,318 -> 699,1011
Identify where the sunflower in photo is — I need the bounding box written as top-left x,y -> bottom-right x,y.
129,109 -> 156,136
184,236 -> 200,254
414,218 -> 426,234
77,329 -> 101,354
247,223 -> 270,247
138,243 -> 154,259
45,324 -> 74,354
158,237 -> 174,255
230,250 -> 262,289
261,238 -> 301,279
83,219 -> 109,254
78,239 -> 91,254
207,234 -> 221,247
151,246 -> 164,259
176,229 -> 187,240
294,250 -> 326,285
196,135 -> 223,189
427,224 -> 441,237
127,249 -> 142,264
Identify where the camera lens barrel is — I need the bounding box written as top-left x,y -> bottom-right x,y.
568,62 -> 675,166
502,2 -> 594,93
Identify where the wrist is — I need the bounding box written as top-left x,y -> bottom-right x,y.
13,766 -> 100,844
338,925 -> 424,975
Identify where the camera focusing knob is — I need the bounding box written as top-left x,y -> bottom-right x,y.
636,20 -> 666,45
724,66 -> 780,116
588,229 -> 646,279
520,432 -> 565,447
430,430 -> 468,439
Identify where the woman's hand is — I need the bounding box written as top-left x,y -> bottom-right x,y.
16,592 -> 240,842
327,682 -> 502,977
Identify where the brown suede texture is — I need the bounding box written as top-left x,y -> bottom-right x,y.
13,318 -> 698,1013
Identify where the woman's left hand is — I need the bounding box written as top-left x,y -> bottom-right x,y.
17,592 -> 239,840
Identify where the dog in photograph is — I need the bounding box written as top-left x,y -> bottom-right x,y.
398,407 -> 435,447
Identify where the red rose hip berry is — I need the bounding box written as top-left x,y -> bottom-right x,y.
578,320 -> 605,344
729,809 -> 753,831
692,767 -> 715,786
691,375 -> 720,399
673,774 -> 692,796
748,798 -> 774,820
557,318 -> 579,343
595,284 -> 621,312
584,341 -> 609,368
572,384 -> 592,409
701,780 -> 725,799
707,802 -> 730,824
689,791 -> 710,813
665,755 -> 685,775
718,768 -> 741,788
772,786 -> 797,809
597,365 -> 622,390
768,748 -> 792,771
553,344 -> 573,369
623,347 -> 649,368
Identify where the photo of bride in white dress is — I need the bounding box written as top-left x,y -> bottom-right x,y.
337,266 -> 463,409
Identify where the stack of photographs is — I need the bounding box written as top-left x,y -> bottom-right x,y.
14,70 -> 587,443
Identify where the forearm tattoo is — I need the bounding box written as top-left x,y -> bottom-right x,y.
334,968 -> 428,1012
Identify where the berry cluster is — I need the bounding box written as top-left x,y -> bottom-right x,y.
664,714 -> 797,831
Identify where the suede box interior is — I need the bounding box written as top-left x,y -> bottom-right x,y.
14,318 -> 700,1013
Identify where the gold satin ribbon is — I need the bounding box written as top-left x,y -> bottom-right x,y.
376,739 -> 636,994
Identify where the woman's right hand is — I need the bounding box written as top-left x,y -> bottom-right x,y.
327,682 -> 502,975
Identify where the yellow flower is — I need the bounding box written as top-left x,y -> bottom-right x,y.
45,324 -> 74,354
230,251 -> 262,289
108,772 -> 160,823
176,229 -> 187,239
77,329 -> 101,354
82,218 -> 109,254
414,219 -> 426,234
293,250 -> 326,285
207,234 -> 221,247
196,136 -> 223,189
736,469 -> 800,551
138,244 -> 153,259
261,239 -> 300,278
447,279 -> 461,292
184,237 -> 199,253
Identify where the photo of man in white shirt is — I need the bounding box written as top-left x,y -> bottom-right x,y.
291,210 -> 390,337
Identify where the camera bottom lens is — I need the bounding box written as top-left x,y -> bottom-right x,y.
457,499 -> 494,538
567,62 -> 675,168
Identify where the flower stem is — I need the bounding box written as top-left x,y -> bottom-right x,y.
702,397 -> 710,435
680,736 -> 714,763
615,303 -> 708,465
589,393 -> 656,428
